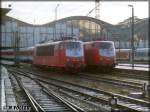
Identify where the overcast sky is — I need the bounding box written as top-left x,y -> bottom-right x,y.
1,1 -> 148,25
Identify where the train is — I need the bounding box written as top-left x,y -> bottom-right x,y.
1,40 -> 117,71
84,41 -> 116,69
116,48 -> 149,63
1,40 -> 85,71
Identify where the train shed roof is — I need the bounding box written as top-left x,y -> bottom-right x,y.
1,8 -> 11,23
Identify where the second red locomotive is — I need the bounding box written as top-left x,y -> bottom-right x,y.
84,41 -> 116,69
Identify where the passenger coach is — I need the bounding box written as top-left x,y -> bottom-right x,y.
1,47 -> 34,63
116,48 -> 149,63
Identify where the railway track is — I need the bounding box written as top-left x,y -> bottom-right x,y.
9,74 -> 32,111
8,67 -> 150,112
78,73 -> 145,90
9,72 -> 84,112
111,70 -> 149,81
16,66 -> 148,92
7,68 -> 111,112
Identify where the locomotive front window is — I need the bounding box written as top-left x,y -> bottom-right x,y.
99,42 -> 115,57
66,42 -> 84,57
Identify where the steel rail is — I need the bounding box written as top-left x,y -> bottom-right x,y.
17,72 -> 111,111
8,69 -> 115,111
10,70 -> 85,112
12,74 -> 44,112
34,79 -> 85,112
22,69 -> 150,104
11,70 -> 109,111
111,71 -> 149,81
78,73 -> 143,90
8,68 -> 149,112
35,78 -> 150,112
9,68 -> 149,104
56,89 -> 112,112
43,88 -> 85,112
36,76 -> 150,106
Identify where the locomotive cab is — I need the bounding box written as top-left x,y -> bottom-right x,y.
98,41 -> 116,67
84,41 -> 116,69
64,41 -> 85,70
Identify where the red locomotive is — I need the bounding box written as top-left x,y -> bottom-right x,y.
84,41 -> 116,69
34,40 -> 85,70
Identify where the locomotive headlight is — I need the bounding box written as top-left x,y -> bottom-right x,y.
67,59 -> 70,61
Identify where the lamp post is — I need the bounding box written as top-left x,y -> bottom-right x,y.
9,4 -> 20,66
54,3 -> 60,41
55,3 -> 60,20
33,17 -> 35,46
128,5 -> 134,68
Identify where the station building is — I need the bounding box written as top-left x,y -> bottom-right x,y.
1,8 -> 148,49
